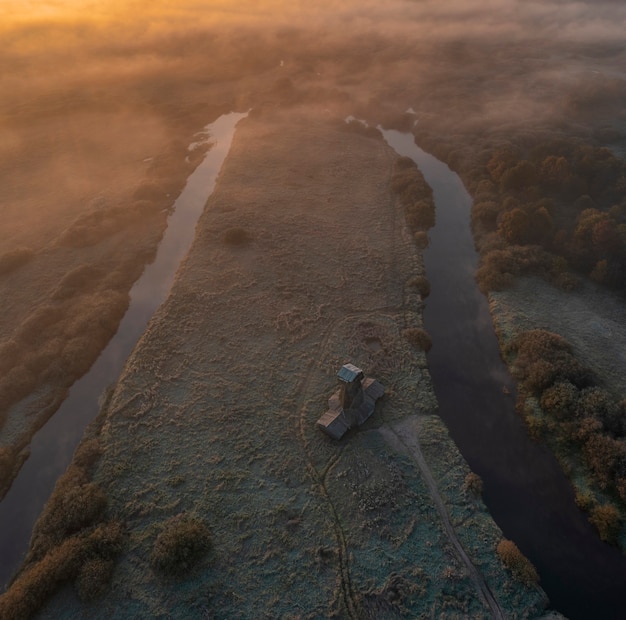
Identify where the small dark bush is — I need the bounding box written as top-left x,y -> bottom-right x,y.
29,468 -> 107,559
222,227 -> 252,245
496,539 -> 539,585
540,381 -> 579,420
475,245 -> 553,293
0,521 -> 123,619
589,503 -> 621,544
472,200 -> 500,231
150,514 -> 212,576
464,472 -> 483,497
408,275 -> 430,298
413,231 -> 429,249
406,201 -> 435,231
403,328 -> 432,352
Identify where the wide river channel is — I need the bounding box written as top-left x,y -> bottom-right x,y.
381,128 -> 626,620
0,111 -> 248,590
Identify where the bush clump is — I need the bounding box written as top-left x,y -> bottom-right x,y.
407,275 -> 430,298
0,521 -> 124,618
403,327 -> 432,352
496,539 -> 539,585
391,157 -> 436,234
509,330 -> 591,394
150,514 -> 212,576
464,472 -> 483,497
222,227 -> 252,246
589,503 -> 621,544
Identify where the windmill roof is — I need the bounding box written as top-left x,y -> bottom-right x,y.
337,363 -> 364,383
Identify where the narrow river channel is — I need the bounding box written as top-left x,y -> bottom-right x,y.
381,128 -> 626,620
0,111 -> 248,590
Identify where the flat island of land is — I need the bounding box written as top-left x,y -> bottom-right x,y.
7,105 -> 551,618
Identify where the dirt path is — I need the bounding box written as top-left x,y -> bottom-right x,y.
380,417 -> 505,620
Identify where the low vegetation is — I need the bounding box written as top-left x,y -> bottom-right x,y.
403,327 -> 432,352
392,157 -> 436,235
407,275 -> 430,299
150,514 -> 212,577
222,227 -> 253,246
463,472 -> 483,497
496,539 -> 539,586
508,329 -> 626,543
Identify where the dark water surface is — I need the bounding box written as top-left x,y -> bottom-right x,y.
381,128 -> 626,620
0,111 -> 247,590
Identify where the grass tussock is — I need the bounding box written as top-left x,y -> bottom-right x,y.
407,275 -> 430,299
463,472 -> 483,497
508,329 -> 591,394
0,521 -> 124,618
589,503 -> 622,544
222,227 -> 253,246
403,328 -> 432,352
150,514 -> 212,576
0,247 -> 35,276
496,539 -> 539,586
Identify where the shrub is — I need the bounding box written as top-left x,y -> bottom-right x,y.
498,208 -> 531,245
403,328 -> 432,352
589,503 -> 621,544
582,433 -> 625,490
406,201 -> 435,231
475,245 -> 553,293
575,490 -> 596,512
222,227 -> 252,245
496,539 -> 539,585
407,276 -> 430,298
540,381 -> 579,420
576,387 -> 622,435
464,472 -> 483,497
29,467 -> 107,559
472,200 -> 500,231
0,247 -> 34,276
150,514 -> 212,576
413,231 -> 429,249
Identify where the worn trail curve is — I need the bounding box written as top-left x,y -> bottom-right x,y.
380,421 -> 505,620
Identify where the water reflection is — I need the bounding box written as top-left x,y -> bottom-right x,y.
0,111 -> 248,590
381,127 -> 626,620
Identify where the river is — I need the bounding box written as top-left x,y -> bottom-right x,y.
0,111 -> 248,590
380,128 -> 626,620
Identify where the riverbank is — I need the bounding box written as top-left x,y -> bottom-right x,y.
489,277 -> 626,546
3,104 -> 548,618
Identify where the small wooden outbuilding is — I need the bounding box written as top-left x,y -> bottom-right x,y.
317,363 -> 385,440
